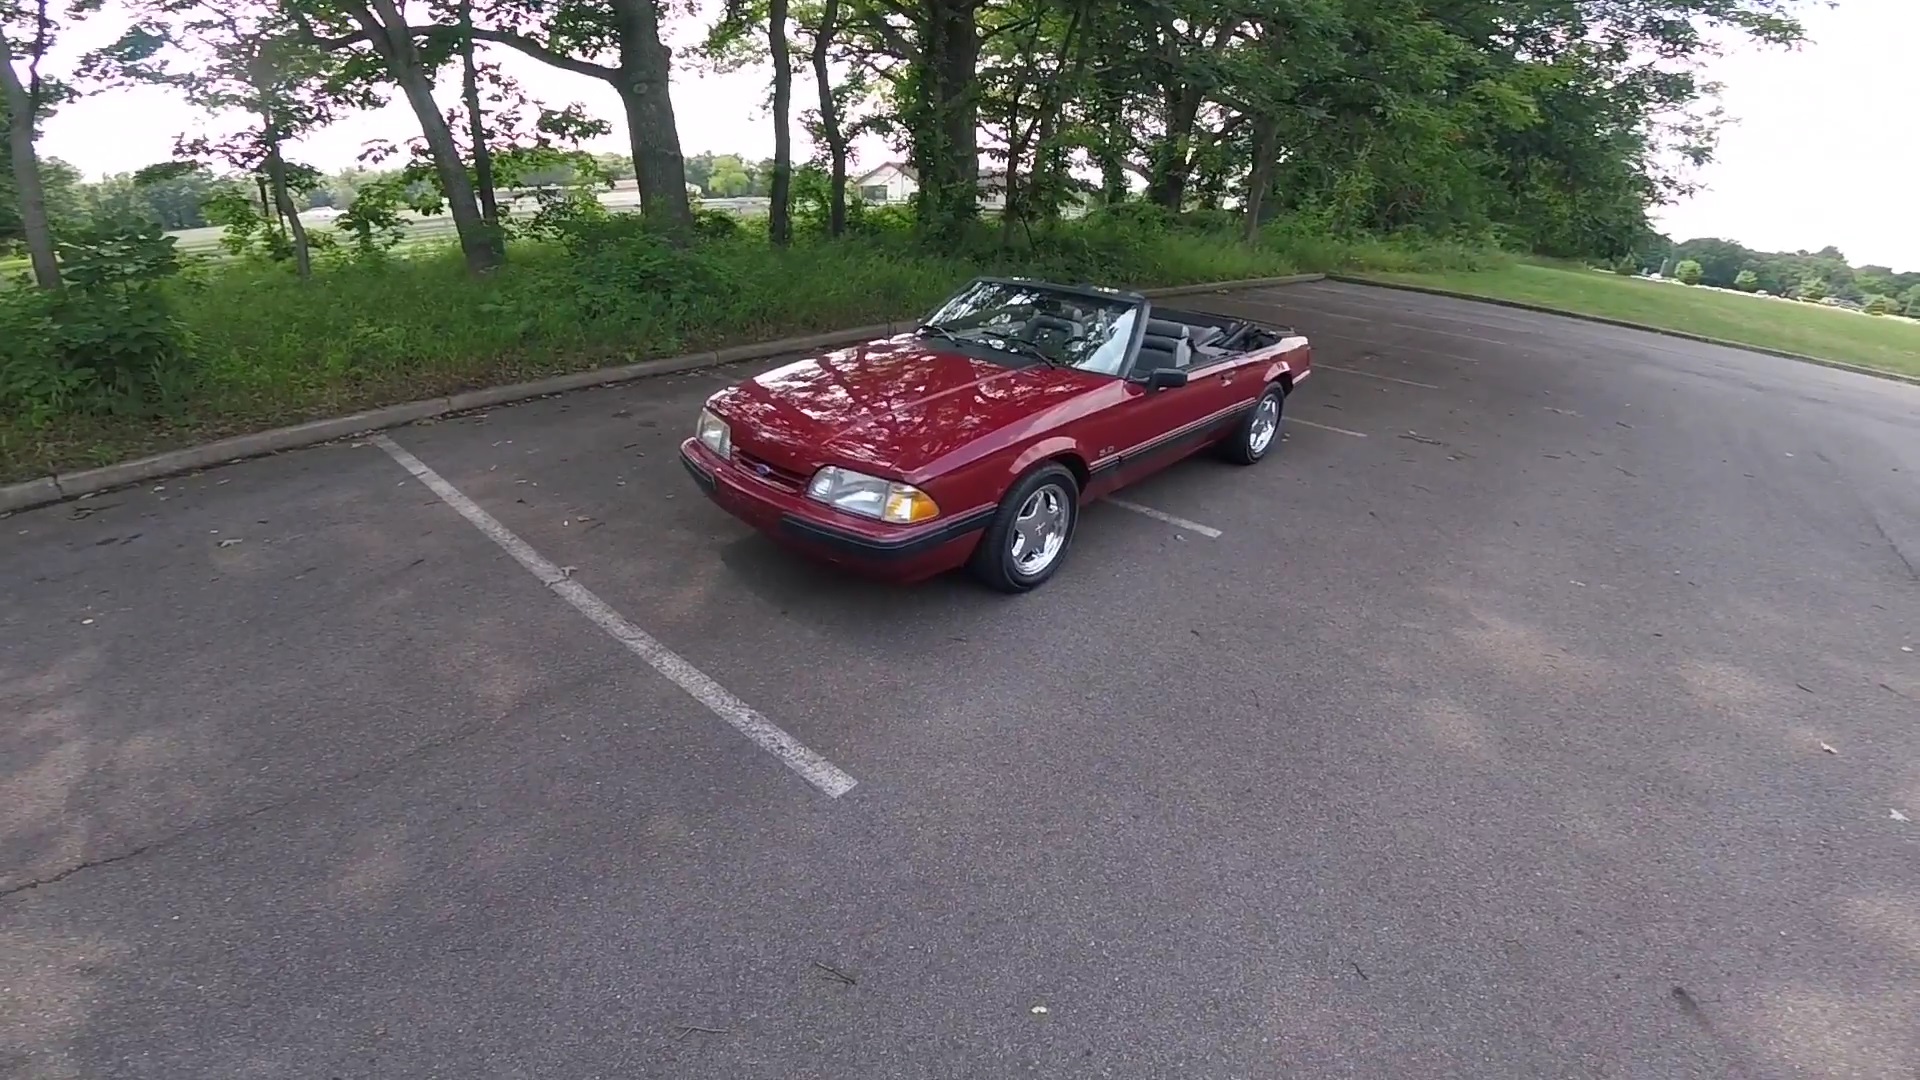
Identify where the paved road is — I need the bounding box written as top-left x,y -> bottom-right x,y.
3,281 -> 1916,1079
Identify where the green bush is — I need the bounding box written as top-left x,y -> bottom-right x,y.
693,209 -> 743,240
2,206 -> 1506,480
0,221 -> 192,424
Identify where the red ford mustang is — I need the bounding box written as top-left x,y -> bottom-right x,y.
680,277 -> 1312,591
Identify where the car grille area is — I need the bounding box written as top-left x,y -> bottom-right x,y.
732,450 -> 810,492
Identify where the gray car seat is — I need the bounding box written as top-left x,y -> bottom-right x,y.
1134,319 -> 1192,375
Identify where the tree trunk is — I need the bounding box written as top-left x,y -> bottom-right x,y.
1096,137 -> 1127,205
997,98 -> 1020,247
809,0 -> 846,236
1030,109 -> 1064,222
768,0 -> 792,245
1146,87 -> 1200,211
911,0 -> 979,236
360,0 -> 499,274
612,0 -> 693,238
1019,13 -> 1079,228
458,0 -> 502,260
0,36 -> 57,289
1243,113 -> 1279,243
461,8 -> 690,238
263,136 -> 312,278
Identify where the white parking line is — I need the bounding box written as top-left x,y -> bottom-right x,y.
1106,498 -> 1223,538
1316,364 -> 1441,390
1290,418 -> 1370,438
372,434 -> 858,798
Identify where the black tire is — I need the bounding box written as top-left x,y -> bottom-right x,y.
1218,383 -> 1286,465
967,463 -> 1081,593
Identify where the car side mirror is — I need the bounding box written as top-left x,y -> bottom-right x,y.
1144,368 -> 1188,391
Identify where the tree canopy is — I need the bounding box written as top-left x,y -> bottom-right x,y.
3,0 -> 1849,282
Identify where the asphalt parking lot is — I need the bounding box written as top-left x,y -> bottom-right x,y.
3,279 -> 1916,1079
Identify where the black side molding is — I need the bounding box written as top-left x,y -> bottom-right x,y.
680,448 -> 717,494
1090,402 -> 1255,479
779,506 -> 996,561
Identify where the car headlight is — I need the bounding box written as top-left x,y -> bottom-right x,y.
695,408 -> 731,458
807,466 -> 940,524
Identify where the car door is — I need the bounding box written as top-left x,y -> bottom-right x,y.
1180,350 -> 1262,441
1085,353 -> 1226,492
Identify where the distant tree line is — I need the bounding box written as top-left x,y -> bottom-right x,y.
7,0 -> 1827,289
0,148 -> 785,247
1639,237 -> 1920,316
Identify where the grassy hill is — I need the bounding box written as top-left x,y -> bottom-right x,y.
1358,262 -> 1920,379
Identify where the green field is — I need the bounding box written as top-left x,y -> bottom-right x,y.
11,235 -> 1912,487
1,223 -> 1502,483
1359,262 -> 1920,379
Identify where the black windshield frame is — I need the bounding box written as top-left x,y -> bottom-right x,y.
915,277 -> 1151,376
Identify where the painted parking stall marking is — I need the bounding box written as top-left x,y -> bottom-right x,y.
1315,363 -> 1441,390
1105,498 -> 1224,538
372,434 -> 858,798
1290,418 -> 1370,438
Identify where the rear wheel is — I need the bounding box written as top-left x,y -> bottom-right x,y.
968,463 -> 1080,593
1218,383 -> 1285,465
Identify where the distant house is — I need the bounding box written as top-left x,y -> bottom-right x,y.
977,170 -> 1008,211
854,162 -> 918,205
850,162 -> 1019,210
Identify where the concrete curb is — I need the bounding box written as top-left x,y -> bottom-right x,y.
0,275 -> 1327,515
1325,274 -> 1920,389
1142,272 -> 1325,298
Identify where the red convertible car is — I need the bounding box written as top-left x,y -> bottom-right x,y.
680,277 -> 1312,591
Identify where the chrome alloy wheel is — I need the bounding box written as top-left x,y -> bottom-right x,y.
1010,483 -> 1069,575
1248,395 -> 1281,456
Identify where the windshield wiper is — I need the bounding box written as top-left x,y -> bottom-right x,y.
914,322 -> 967,348
976,330 -> 1064,367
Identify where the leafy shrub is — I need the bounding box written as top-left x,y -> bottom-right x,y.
693,209 -> 742,240
516,185 -> 615,243
1673,259 -> 1703,285
1174,207 -> 1242,234
1084,200 -> 1175,232
0,221 -> 192,423
846,201 -> 916,238
332,177 -> 412,259
527,214 -> 741,324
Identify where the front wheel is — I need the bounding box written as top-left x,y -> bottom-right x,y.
1218,384 -> 1285,465
968,463 -> 1080,593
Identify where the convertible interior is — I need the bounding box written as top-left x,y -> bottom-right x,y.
1133,306 -> 1295,375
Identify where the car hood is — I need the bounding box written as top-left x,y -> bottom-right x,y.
710,336 -> 1097,477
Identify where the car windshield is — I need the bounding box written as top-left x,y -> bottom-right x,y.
917,280 -> 1139,376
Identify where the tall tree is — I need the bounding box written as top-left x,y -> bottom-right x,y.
707,0 -> 795,240
852,0 -> 982,235
0,0 -> 67,288
803,0 -> 847,235
294,0 -> 502,272
93,0 -> 365,278
441,0 -> 693,236
767,0 -> 792,244
453,0 -> 501,259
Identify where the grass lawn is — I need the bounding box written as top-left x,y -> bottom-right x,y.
1,224 -> 1504,483
1357,262 -> 1920,379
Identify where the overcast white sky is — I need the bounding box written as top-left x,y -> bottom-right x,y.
37,0 -> 1917,270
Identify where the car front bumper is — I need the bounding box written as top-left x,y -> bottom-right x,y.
679,439 -> 992,581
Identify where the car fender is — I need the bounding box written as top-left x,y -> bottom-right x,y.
1260,338 -> 1313,389
1007,435 -> 1089,488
